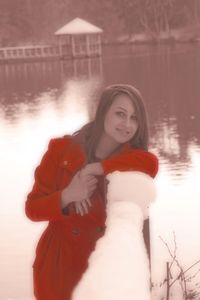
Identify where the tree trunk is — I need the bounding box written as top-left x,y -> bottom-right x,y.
166,262 -> 170,300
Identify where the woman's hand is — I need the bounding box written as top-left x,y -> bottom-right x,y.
70,163 -> 104,216
73,170 -> 98,216
80,162 -> 104,177
74,198 -> 92,216
61,171 -> 97,212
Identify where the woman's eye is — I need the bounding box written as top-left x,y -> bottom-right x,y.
131,115 -> 137,121
116,111 -> 125,117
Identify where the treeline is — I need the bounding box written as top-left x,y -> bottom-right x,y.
0,0 -> 200,46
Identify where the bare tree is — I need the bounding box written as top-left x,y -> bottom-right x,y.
157,232 -> 200,299
136,0 -> 175,40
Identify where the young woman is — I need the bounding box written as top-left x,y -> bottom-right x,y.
25,84 -> 158,300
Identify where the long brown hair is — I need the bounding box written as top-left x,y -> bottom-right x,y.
73,84 -> 149,162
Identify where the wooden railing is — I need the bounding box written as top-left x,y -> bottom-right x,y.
0,45 -> 61,61
0,43 -> 101,62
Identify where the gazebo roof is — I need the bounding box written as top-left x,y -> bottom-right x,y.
55,18 -> 103,35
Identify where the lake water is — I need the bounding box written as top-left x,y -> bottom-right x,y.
1,44 -> 200,299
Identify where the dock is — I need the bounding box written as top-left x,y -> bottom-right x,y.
0,44 -> 101,63
0,45 -> 61,63
0,18 -> 103,63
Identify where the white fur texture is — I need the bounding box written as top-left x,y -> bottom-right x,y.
72,171 -> 156,300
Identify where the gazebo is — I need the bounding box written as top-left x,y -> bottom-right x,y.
55,18 -> 103,59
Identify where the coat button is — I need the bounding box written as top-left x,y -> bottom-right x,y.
96,226 -> 104,233
72,228 -> 80,235
63,160 -> 68,166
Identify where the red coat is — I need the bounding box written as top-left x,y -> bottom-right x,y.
25,136 -> 158,300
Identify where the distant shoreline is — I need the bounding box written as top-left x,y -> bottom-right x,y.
103,25 -> 200,46
1,26 -> 200,49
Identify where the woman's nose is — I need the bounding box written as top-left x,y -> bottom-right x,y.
124,117 -> 132,129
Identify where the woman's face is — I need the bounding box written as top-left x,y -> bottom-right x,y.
103,93 -> 138,145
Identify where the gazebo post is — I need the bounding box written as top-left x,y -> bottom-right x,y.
98,34 -> 102,56
58,36 -> 62,58
71,35 -> 76,58
86,34 -> 91,57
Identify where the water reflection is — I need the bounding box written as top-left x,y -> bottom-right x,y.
0,56 -> 103,102
0,57 -> 103,125
151,143 -> 200,295
151,117 -> 194,182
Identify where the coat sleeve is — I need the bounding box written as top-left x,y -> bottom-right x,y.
101,149 -> 159,178
25,139 -> 67,222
